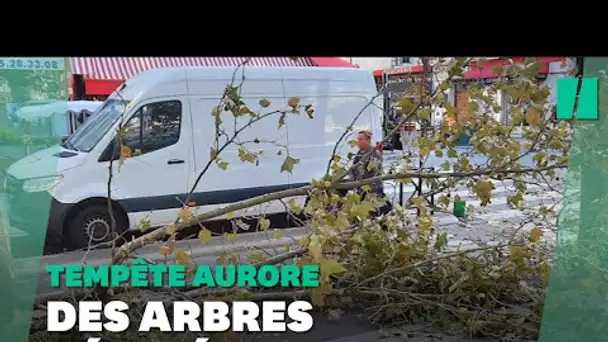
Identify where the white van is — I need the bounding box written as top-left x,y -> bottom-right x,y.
3,66 -> 383,249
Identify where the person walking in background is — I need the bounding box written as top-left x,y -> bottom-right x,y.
347,130 -> 393,222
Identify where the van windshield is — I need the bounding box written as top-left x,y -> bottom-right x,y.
66,99 -> 129,152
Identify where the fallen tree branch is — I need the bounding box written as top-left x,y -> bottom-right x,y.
110,163 -> 566,265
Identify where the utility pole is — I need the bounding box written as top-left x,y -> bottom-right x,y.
415,57 -> 434,215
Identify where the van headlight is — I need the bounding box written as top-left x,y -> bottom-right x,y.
22,175 -> 63,193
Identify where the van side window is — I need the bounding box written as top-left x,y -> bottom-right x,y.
122,100 -> 182,154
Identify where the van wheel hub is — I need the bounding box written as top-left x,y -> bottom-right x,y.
84,217 -> 111,244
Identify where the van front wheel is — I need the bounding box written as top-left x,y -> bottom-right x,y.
68,204 -> 127,250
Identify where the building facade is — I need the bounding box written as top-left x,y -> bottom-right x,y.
340,57 -> 423,71
340,58 -> 392,71
373,57 -> 573,127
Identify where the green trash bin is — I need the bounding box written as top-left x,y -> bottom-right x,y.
453,200 -> 466,217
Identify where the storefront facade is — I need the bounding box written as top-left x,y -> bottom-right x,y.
455,57 -> 569,125
374,57 -> 570,127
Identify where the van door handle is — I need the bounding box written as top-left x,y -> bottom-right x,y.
167,159 -> 184,165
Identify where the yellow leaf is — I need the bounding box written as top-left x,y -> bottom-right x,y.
319,258 -> 347,279
530,227 -> 544,243
288,198 -> 302,215
118,144 -> 132,169
178,207 -> 192,222
308,236 -> 323,261
280,156 -> 299,173
217,160 -> 229,170
351,201 -> 374,219
198,229 -> 212,243
248,253 -> 266,263
272,229 -> 285,240
311,288 -> 325,306
411,197 -> 425,208
526,108 -> 542,126
259,217 -> 271,231
121,144 -> 132,158
239,106 -> 253,116
348,139 -> 357,148
166,223 -> 176,235
226,232 -> 239,240
175,248 -> 191,265
238,148 -> 257,163
288,96 -> 300,108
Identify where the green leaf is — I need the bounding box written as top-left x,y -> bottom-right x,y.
397,97 -> 415,113
259,98 -> 271,108
447,148 -> 458,158
441,161 -> 451,170
351,201 -> 374,219
434,232 -> 449,251
288,198 -> 302,215
507,192 -> 524,208
533,151 -> 547,162
412,197 -> 425,208
418,108 -> 432,120
217,161 -> 229,170
280,156 -> 300,173
238,148 -> 257,163
140,218 -> 151,232
319,258 -> 347,278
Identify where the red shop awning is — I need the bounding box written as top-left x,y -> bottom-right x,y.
70,57 -> 318,96
464,57 -> 566,79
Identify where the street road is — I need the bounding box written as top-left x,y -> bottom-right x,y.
11,177 -> 562,300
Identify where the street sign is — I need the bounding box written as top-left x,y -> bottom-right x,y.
0,58 -> 65,71
556,77 -> 599,120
